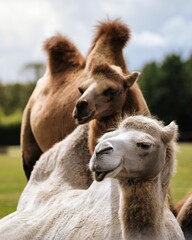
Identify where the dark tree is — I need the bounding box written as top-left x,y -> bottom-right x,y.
140,54 -> 192,140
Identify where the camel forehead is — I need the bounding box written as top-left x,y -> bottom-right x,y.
119,116 -> 164,137
92,74 -> 125,89
84,79 -> 120,92
91,64 -> 125,84
83,77 -> 123,94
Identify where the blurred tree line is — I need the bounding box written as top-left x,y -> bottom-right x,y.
0,63 -> 44,145
0,82 -> 36,145
0,54 -> 192,145
0,62 -> 44,115
139,53 -> 192,140
0,82 -> 35,115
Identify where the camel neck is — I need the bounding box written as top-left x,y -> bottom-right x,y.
88,114 -> 120,153
118,177 -> 165,240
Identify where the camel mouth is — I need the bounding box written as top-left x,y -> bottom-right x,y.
76,110 -> 95,124
94,171 -> 110,182
94,162 -> 122,182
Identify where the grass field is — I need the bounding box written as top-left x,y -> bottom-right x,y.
0,146 -> 27,218
0,144 -> 192,219
171,143 -> 192,203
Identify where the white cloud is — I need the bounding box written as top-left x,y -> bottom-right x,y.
163,16 -> 192,47
0,0 -> 62,81
133,32 -> 166,48
0,1 -> 61,46
0,0 -> 192,82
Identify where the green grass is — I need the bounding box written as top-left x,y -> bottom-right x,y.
0,144 -> 192,219
0,146 -> 27,218
171,143 -> 192,203
0,109 -> 22,126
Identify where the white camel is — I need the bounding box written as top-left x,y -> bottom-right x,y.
90,115 -> 185,240
0,116 -> 184,239
0,124 -> 121,239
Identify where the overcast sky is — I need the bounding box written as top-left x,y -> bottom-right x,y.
0,0 -> 192,83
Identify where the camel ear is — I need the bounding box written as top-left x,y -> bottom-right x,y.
162,121 -> 178,144
125,71 -> 140,88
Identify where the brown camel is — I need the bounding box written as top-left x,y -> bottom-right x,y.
73,20 -> 150,153
21,19 -> 150,179
21,34 -> 85,179
175,192 -> 192,239
73,64 -> 150,153
90,115 -> 184,240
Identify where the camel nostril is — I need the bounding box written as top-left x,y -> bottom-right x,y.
96,147 -> 114,155
73,108 -> 78,119
76,100 -> 88,111
96,142 -> 114,155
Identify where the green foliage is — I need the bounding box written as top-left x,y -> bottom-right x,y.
0,109 -> 22,126
0,82 -> 35,115
0,83 -> 35,146
0,82 -> 35,145
140,54 -> 192,137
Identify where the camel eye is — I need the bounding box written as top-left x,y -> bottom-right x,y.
137,142 -> 151,150
103,87 -> 117,97
78,87 -> 84,95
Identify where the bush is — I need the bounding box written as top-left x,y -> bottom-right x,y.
0,110 -> 22,145
139,54 -> 192,141
0,124 -> 21,146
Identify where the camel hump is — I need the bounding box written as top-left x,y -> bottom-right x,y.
90,19 -> 131,52
44,34 -> 85,75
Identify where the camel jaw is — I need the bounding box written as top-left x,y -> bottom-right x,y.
93,171 -> 111,182
93,163 -> 122,182
74,110 -> 95,124
90,143 -> 122,181
94,170 -> 110,182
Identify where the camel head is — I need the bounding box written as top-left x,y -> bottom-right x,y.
89,115 -> 178,182
73,64 -> 139,124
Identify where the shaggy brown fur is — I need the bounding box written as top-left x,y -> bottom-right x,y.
92,64 -> 126,83
74,19 -> 150,153
86,69 -> 150,153
21,19 -> 149,179
21,35 -> 85,179
119,179 -> 163,239
175,192 -> 192,215
88,84 -> 150,153
88,18 -> 130,53
176,192 -> 192,240
44,34 -> 85,75
84,19 -> 130,74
